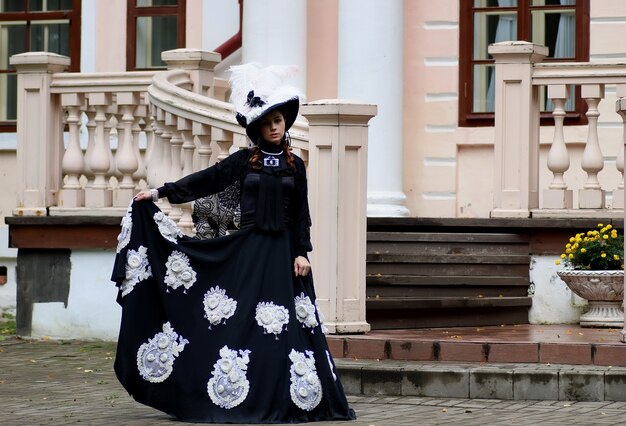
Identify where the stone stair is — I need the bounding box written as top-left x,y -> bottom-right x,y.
366,227 -> 532,329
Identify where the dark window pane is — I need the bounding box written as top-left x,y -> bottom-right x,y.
29,0 -> 73,11
136,15 -> 177,68
474,0 -> 517,7
531,9 -> 576,59
30,21 -> 69,55
0,22 -> 27,70
531,0 -> 573,6
473,11 -> 517,60
0,73 -> 17,120
136,0 -> 178,6
0,0 -> 25,12
473,63 -> 496,112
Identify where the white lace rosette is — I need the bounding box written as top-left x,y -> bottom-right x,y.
326,350 -> 337,381
120,245 -> 152,297
207,345 -> 251,409
289,349 -> 322,411
255,301 -> 289,339
136,321 -> 189,383
153,211 -> 184,243
315,300 -> 329,335
203,286 -> 237,328
294,293 -> 318,332
116,203 -> 133,253
164,251 -> 197,293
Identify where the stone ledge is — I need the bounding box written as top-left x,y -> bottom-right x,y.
335,359 -> 626,402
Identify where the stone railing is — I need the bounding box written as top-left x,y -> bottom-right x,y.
489,41 -> 626,219
10,49 -> 375,334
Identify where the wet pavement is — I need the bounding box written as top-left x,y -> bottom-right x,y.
1,337 -> 625,426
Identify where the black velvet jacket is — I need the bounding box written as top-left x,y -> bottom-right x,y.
156,147 -> 313,258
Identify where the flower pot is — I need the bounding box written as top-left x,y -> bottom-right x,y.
557,269 -> 624,328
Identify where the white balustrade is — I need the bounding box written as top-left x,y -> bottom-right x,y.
59,93 -> 86,207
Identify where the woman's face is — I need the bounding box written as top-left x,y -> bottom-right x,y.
259,110 -> 285,145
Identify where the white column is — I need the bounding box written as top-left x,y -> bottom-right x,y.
338,0 -> 408,217
241,0 -> 306,90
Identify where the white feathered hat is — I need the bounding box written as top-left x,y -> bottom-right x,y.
229,63 -> 303,143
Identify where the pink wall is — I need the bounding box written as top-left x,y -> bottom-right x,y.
306,0 -> 338,100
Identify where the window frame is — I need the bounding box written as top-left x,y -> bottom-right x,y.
126,0 -> 186,71
0,0 -> 81,132
458,0 -> 590,127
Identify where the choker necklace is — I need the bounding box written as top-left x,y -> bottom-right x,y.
261,149 -> 283,155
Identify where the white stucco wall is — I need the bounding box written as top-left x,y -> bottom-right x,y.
528,255 -> 587,324
31,250 -> 120,340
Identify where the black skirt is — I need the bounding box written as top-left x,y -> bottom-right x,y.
111,201 -> 356,423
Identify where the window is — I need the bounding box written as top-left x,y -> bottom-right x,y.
0,0 -> 81,131
127,0 -> 186,70
459,0 -> 590,127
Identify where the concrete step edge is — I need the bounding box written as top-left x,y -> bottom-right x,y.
334,359 -> 626,402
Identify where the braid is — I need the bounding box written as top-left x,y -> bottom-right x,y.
283,134 -> 296,172
249,146 -> 263,169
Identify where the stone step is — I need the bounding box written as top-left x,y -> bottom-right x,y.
335,359 -> 626,402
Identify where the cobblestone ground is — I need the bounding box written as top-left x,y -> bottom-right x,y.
1,338 -> 625,426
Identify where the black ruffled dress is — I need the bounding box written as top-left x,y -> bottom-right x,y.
111,143 -> 356,424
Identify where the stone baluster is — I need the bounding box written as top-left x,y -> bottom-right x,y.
543,85 -> 572,209
131,108 -> 147,187
59,93 -> 86,207
212,128 -> 234,162
85,93 -> 112,207
579,84 -> 606,209
193,122 -> 212,170
108,105 -> 122,182
145,115 -> 162,191
157,113 -> 174,216
177,117 -> 195,234
113,92 -> 139,207
83,108 -> 97,187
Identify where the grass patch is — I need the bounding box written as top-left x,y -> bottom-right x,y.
0,313 -> 16,336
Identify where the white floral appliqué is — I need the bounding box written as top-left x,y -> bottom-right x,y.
136,321 -> 189,383
207,345 -> 251,409
165,251 -> 196,293
289,349 -> 322,411
116,203 -> 133,253
326,350 -> 337,381
255,301 -> 289,339
294,293 -> 318,332
153,211 -> 184,243
203,286 -> 237,328
120,245 -> 152,297
315,300 -> 329,335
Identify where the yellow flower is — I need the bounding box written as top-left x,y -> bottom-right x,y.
569,254 -> 574,259
603,235 -> 609,240
601,253 -> 607,258
569,237 -> 575,243
555,260 -> 561,265
565,248 -> 571,254
566,243 -> 571,248
580,248 -> 586,253
598,223 -> 604,228
614,255 -> 620,261
606,224 -> 613,230
560,254 -> 566,259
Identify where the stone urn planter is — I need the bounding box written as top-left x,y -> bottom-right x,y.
557,269 -> 624,328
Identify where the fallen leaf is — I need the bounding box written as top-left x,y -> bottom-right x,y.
442,408 -> 448,413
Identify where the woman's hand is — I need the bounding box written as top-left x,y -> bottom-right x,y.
294,256 -> 310,277
134,190 -> 153,201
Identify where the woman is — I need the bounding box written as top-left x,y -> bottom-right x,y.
111,63 -> 356,423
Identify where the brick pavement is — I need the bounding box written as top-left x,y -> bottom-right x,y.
1,337 -> 626,426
